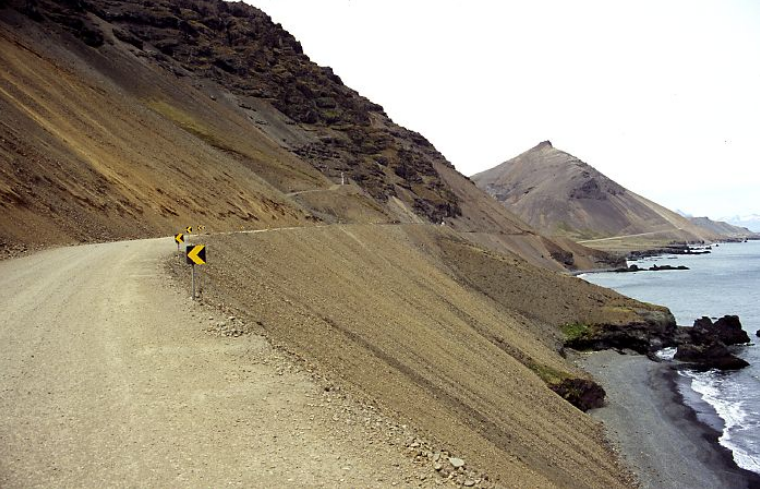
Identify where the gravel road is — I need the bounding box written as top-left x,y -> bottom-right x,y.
0,238 -> 433,488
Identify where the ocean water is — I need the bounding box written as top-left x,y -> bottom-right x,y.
582,241 -> 760,474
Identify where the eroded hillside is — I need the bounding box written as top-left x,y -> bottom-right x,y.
0,2 -> 679,487
177,224 -> 662,489
0,0 -> 620,272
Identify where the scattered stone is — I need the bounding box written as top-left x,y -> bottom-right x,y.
648,264 -> 689,271
464,480 -> 476,487
449,457 -> 465,469
434,463 -> 443,471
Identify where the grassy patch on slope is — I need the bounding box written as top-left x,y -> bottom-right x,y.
561,322 -> 592,342
527,361 -> 571,386
147,100 -> 239,153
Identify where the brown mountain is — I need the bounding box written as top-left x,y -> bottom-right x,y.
689,216 -> 758,239
0,0 -> 617,271
0,2 -> 678,487
472,141 -> 719,249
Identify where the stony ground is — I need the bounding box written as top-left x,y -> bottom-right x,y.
185,224 -> 639,489
579,351 -> 760,489
0,237 -> 482,488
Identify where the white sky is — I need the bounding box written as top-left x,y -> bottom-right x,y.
247,0 -> 760,219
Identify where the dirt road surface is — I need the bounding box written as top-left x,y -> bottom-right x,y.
0,238 -> 435,488
577,231 -> 662,244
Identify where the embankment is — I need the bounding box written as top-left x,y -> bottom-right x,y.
178,224 -> 657,488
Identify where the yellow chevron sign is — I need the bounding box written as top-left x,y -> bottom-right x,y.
175,233 -> 184,244
185,226 -> 193,234
186,244 -> 206,265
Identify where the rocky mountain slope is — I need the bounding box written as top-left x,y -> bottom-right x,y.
0,1 -> 678,486
183,224 -> 662,488
472,141 -> 720,248
688,216 -> 758,239
723,214 -> 760,233
0,0 -> 617,271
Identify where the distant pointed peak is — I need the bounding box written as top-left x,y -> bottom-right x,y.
536,140 -> 553,149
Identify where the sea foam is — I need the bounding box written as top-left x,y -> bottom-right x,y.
685,369 -> 760,474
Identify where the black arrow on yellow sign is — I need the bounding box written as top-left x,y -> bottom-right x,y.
186,226 -> 193,234
175,233 -> 184,244
186,244 -> 206,265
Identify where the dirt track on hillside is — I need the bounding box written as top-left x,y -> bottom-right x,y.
0,238 -> 443,488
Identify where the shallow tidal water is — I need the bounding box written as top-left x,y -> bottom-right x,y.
582,240 -> 760,474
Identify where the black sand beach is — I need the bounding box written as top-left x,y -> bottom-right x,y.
580,351 -> 760,489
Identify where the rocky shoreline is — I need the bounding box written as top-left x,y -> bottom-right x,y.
627,243 -> 713,261
613,263 -> 689,273
579,351 -> 760,489
564,314 -> 752,371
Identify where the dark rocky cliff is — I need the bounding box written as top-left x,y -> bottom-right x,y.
13,0 -> 461,222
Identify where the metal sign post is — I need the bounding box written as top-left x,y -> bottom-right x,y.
191,263 -> 196,300
175,233 -> 184,262
186,244 -> 207,301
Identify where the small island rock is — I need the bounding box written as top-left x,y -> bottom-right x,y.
693,315 -> 750,346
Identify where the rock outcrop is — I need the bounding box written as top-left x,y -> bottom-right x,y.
562,310 -> 678,354
691,315 -> 750,346
672,316 -> 751,370
673,341 -> 749,370
562,313 -> 751,371
649,264 -> 689,271
6,0 -> 462,225
628,246 -> 711,260
614,264 -> 689,273
549,378 -> 606,412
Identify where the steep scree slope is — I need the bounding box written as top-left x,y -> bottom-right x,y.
0,0 -> 618,272
187,224 -> 660,489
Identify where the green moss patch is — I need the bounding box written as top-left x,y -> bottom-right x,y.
147,100 -> 238,153
527,362 -> 571,386
561,322 -> 592,342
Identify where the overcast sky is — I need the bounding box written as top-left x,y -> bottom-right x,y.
248,0 -> 759,219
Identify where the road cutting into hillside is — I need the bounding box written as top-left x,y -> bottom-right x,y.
577,231 -> 663,244
286,184 -> 342,197
0,237 -> 438,488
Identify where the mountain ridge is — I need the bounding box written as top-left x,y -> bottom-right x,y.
721,214 -> 760,233
0,0 -> 621,271
472,141 -> 721,248
689,216 -> 758,239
